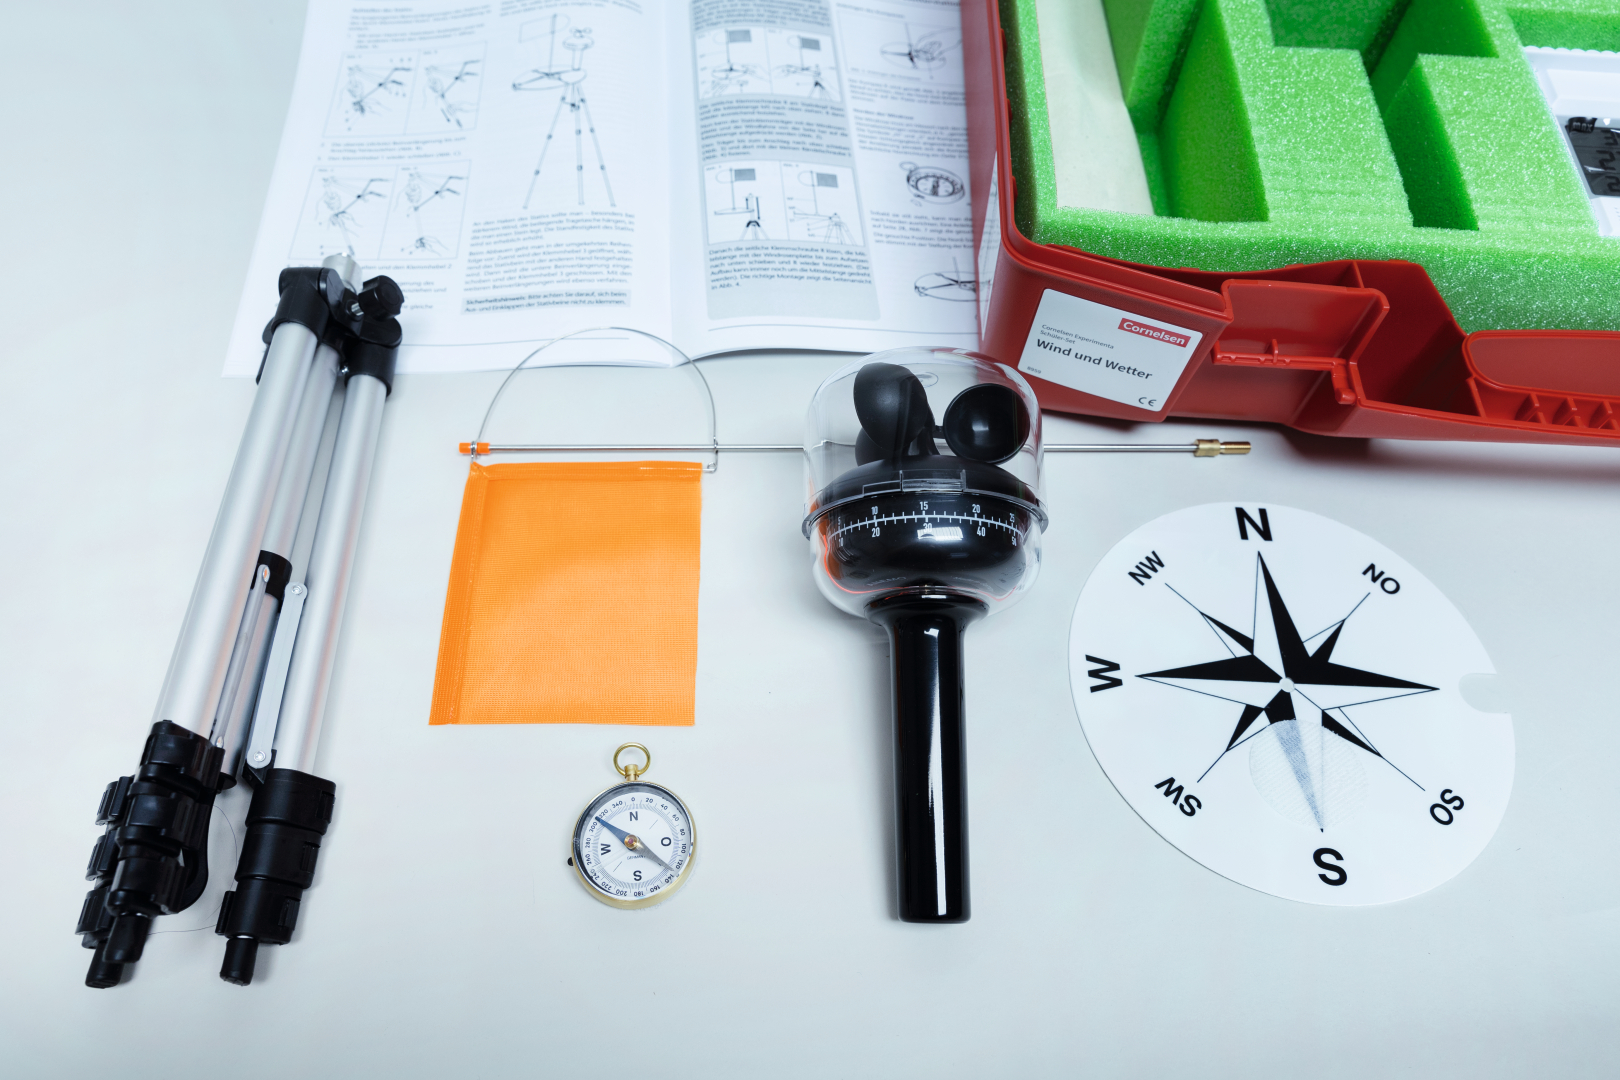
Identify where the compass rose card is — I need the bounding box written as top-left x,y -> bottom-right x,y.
1069,504 -> 1514,905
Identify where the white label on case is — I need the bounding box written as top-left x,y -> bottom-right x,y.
1017,289 -> 1202,412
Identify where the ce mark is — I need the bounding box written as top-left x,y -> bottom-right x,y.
1137,396 -> 1158,407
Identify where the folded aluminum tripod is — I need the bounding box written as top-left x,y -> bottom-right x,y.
75,255 -> 403,987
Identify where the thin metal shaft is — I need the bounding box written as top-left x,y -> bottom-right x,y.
217,588 -> 279,774
263,343 -> 344,557
210,565 -> 270,744
152,322 -> 318,735
461,440 -> 1251,456
273,373 -> 390,775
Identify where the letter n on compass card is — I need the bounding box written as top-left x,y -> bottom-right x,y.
1069,504 -> 1513,905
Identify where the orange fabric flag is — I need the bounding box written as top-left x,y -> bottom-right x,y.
429,460 -> 702,725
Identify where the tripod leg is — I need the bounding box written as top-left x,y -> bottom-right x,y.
578,94 -> 615,208
270,370 -> 387,774
76,263 -> 356,989
214,341 -> 345,775
525,92 -> 570,211
152,317 -> 319,737
572,96 -> 585,205
217,358 -> 395,984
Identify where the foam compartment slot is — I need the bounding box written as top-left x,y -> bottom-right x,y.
1003,0 -> 1620,333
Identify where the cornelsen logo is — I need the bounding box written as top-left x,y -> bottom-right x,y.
1119,317 -> 1189,349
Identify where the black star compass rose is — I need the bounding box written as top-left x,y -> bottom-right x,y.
1141,554 -> 1436,829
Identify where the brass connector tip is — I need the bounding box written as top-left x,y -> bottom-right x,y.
1194,439 -> 1251,456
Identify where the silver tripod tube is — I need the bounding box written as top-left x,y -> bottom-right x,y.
151,322 -> 318,736
273,368 -> 389,774
212,336 -> 345,773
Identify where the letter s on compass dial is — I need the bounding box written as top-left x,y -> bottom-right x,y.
1069,503 -> 1513,905
571,782 -> 696,909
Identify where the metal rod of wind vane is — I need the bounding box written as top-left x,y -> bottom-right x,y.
458,439 -> 1252,456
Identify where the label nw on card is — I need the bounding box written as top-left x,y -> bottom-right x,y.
1016,290 -> 1202,412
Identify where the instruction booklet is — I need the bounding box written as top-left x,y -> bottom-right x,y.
223,0 -> 977,375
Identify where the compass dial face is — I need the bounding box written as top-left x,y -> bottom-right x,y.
1069,504 -> 1513,905
571,782 -> 696,909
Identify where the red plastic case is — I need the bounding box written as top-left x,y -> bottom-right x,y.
964,0 -> 1620,446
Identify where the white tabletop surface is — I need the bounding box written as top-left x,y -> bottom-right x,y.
3,3 -> 1617,1077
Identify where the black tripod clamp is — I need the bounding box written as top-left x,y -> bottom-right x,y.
215,769 -> 336,985
77,721 -> 226,988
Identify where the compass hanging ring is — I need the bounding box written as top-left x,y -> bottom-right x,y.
613,742 -> 650,781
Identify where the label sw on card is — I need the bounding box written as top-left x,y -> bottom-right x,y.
1016,290 -> 1202,412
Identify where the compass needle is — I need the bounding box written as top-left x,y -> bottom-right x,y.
1273,719 -> 1324,830
571,746 -> 696,909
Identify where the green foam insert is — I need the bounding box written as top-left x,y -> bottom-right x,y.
1002,0 -> 1620,333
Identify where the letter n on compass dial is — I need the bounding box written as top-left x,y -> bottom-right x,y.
1067,504 -> 1515,906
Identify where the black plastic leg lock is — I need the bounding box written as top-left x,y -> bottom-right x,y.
216,768 -> 336,985
77,721 -> 227,988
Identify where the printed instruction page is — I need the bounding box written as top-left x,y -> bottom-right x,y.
673,0 -> 978,357
224,0 -> 976,376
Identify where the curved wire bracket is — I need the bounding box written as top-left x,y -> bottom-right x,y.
471,327 -> 721,472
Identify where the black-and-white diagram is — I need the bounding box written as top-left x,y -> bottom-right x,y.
696,28 -> 768,96
384,166 -> 470,258
326,54 -> 415,136
324,45 -> 491,136
881,24 -> 961,74
901,161 -> 966,205
710,167 -> 771,240
695,27 -> 841,100
291,170 -> 394,261
914,258 -> 977,301
784,165 -> 861,244
770,31 -> 839,99
514,15 -> 616,210
410,45 -> 485,132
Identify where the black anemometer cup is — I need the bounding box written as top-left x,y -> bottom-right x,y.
804,350 -> 1046,922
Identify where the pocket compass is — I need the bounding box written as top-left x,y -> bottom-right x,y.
569,744 -> 696,909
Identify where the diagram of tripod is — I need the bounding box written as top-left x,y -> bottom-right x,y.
881,24 -> 961,75
773,35 -> 832,98
423,58 -> 480,127
790,169 -> 856,244
401,169 -> 465,255
514,15 -> 615,210
705,28 -> 764,95
343,63 -> 411,117
714,167 -> 768,239
321,175 -> 390,257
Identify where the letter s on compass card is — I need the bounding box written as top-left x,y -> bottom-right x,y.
1016,290 -> 1201,412
1069,503 -> 1514,906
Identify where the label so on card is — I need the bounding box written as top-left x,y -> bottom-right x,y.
1017,290 -> 1202,412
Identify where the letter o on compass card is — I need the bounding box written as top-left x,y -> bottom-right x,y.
1069,504 -> 1513,905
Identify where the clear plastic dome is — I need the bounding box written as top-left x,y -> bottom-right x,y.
802,348 -> 1047,618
